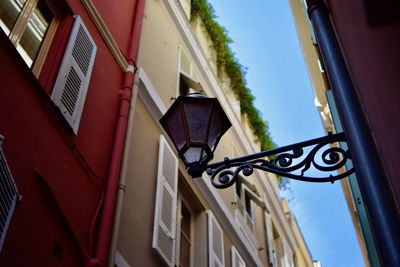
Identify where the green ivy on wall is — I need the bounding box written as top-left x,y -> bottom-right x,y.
191,0 -> 275,151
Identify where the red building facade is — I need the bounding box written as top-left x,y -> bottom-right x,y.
325,0 -> 400,207
0,0 -> 144,266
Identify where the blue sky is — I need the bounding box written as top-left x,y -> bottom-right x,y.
206,0 -> 365,266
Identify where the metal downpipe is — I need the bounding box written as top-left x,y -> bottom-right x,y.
306,1 -> 400,266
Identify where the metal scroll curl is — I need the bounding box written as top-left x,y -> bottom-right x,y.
206,133 -> 355,189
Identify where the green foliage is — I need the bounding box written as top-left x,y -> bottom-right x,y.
191,0 -> 275,150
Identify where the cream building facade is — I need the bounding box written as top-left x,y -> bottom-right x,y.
108,1 -> 316,266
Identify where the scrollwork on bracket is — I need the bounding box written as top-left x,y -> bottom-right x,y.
206,132 -> 354,189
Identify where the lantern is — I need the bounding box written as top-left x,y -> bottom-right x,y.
160,93 -> 231,177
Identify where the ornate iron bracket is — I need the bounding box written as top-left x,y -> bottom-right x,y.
205,132 -> 354,189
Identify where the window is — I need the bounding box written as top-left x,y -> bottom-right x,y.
179,47 -> 191,76
176,197 -> 192,267
234,179 -> 266,256
234,178 -> 265,233
177,47 -> 203,96
207,211 -> 225,267
0,0 -> 59,75
264,212 -> 278,267
179,73 -> 202,96
175,177 -> 206,267
281,239 -> 295,267
1,2 -> 96,134
234,179 -> 245,214
244,190 -> 254,230
231,246 -> 246,267
153,136 -> 206,267
235,179 -> 242,199
152,135 -> 179,267
0,136 -> 20,253
178,0 -> 191,19
273,230 -> 284,267
50,15 -> 97,134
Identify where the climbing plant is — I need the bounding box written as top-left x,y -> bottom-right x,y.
191,0 -> 275,151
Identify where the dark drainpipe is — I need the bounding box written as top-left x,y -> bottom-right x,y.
306,1 -> 400,266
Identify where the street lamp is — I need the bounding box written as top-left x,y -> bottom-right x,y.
160,93 -> 354,188
160,93 -> 231,177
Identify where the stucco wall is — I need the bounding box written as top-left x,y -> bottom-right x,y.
117,98 -> 164,266
117,1 -> 315,267
0,0 -> 136,264
138,0 -> 180,106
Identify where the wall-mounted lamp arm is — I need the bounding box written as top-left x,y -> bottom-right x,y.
203,132 -> 354,189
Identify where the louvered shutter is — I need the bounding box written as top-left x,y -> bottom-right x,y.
51,16 -> 97,134
265,212 -> 277,267
180,49 -> 191,76
152,135 -> 179,266
231,246 -> 246,267
0,137 -> 19,252
207,211 -> 225,267
282,239 -> 294,267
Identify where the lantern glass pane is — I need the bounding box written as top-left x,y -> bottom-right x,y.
184,101 -> 211,143
208,104 -> 231,151
207,108 -> 223,150
183,147 -> 207,164
165,106 -> 186,151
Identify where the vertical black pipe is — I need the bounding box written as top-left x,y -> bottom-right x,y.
306,1 -> 400,266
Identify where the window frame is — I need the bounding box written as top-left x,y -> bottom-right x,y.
231,245 -> 246,267
1,0 -> 60,76
50,15 -> 97,134
264,212 -> 278,267
152,135 -> 179,267
234,180 -> 255,232
175,193 -> 194,267
207,210 -> 225,267
176,45 -> 203,96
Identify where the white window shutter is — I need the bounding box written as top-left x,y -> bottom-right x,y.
282,239 -> 294,267
207,211 -> 225,267
51,16 -> 97,134
152,135 -> 179,267
265,212 -> 277,267
178,0 -> 191,19
231,246 -> 246,267
0,137 -> 19,253
179,49 -> 191,76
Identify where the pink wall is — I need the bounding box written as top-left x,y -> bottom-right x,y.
95,0 -> 138,57
0,0 -> 143,265
327,0 -> 400,207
